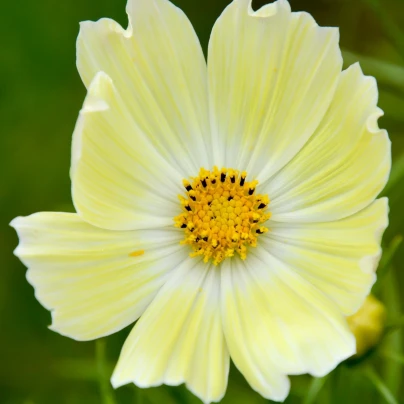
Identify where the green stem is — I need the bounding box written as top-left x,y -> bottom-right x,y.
342,50 -> 404,93
96,339 -> 117,404
303,375 -> 329,404
134,387 -> 144,404
364,367 -> 398,404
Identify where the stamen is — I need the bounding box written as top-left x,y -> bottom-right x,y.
183,179 -> 192,192
174,167 -> 271,265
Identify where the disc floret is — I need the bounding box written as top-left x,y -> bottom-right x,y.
174,167 -> 271,265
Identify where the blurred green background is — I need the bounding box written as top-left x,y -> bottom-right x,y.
1,0 -> 404,403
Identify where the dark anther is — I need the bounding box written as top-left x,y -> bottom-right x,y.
258,203 -> 266,209
228,196 -> 233,201
221,173 -> 226,182
185,185 -> 192,191
201,179 -> 207,188
185,205 -> 191,212
203,237 -> 208,242
190,227 -> 195,232
211,179 -> 216,184
256,229 -> 264,234
195,237 -> 200,242
230,176 -> 235,183
181,223 -> 187,228
190,195 -> 196,201
208,201 -> 212,206
240,177 -> 246,186
248,188 -> 255,195
253,219 -> 259,223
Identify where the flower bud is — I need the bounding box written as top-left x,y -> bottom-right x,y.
347,294 -> 386,357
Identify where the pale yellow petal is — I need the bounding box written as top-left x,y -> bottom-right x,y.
221,253 -> 355,401
263,198 -> 389,315
71,72 -> 183,231
112,259 -> 229,404
266,63 -> 391,222
11,212 -> 185,340
77,0 -> 212,175
208,0 -> 342,177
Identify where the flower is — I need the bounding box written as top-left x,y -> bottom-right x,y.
347,294 -> 386,358
11,0 -> 391,403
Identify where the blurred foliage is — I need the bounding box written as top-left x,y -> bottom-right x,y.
1,0 -> 404,403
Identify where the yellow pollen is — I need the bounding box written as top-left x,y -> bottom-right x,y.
174,167 -> 271,265
129,250 -> 145,257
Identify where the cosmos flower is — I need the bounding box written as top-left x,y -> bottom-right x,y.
11,0 -> 391,402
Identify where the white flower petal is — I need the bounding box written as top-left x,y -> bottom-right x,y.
263,198 -> 389,315
71,72 -> 183,231
11,212 -> 185,341
208,0 -> 342,178
112,259 -> 229,404
266,63 -> 391,222
77,0 -> 211,176
221,252 -> 355,401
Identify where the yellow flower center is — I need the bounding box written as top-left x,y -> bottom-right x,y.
174,167 -> 271,265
